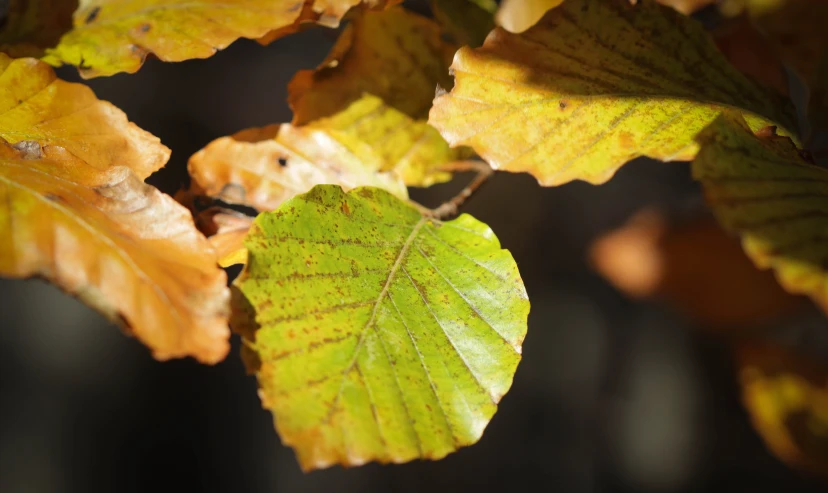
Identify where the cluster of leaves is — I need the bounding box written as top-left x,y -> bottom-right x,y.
1,0 -> 828,474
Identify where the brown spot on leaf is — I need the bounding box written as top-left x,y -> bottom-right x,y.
618,131 -> 635,150
559,100 -> 568,110
341,201 -> 351,216
85,6 -> 101,24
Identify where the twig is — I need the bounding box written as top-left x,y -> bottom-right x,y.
427,161 -> 494,220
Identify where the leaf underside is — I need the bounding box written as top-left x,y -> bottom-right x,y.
693,112 -> 828,313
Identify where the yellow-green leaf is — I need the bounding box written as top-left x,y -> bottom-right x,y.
234,185 -> 529,470
0,0 -> 76,57
40,1 -> 399,78
737,343 -> 828,474
288,6 -> 456,125
429,0 -> 797,186
430,0 -> 497,48
692,112 -> 828,312
0,55 -> 230,363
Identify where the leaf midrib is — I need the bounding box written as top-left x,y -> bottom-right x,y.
324,215 -> 427,422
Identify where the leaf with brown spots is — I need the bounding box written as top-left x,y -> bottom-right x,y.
0,0 -> 77,57
0,55 -> 230,363
288,6 -> 456,125
40,0 -> 400,78
429,0 -> 797,186
737,342 -> 828,474
233,185 -> 529,470
693,112 -> 828,314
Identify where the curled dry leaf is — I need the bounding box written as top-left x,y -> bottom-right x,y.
0,56 -> 230,363
590,210 -> 805,330
736,343 -> 828,474
187,98 -> 411,214
234,185 -> 528,470
429,0 -> 797,186
0,0 -> 77,57
187,95 -> 471,264
288,6 -> 456,125
41,0 -> 400,78
693,112 -> 828,314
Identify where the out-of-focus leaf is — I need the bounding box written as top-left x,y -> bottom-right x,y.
0,0 -> 77,57
726,0 -> 828,136
41,0 -> 399,78
288,7 -> 455,125
737,343 -> 828,474
495,0 -> 562,33
590,210 -> 805,330
655,0 -> 716,15
234,185 -> 528,470
712,15 -> 789,96
693,112 -> 828,313
430,0 -> 497,47
0,56 -> 230,363
429,0 -> 797,186
0,54 -> 168,178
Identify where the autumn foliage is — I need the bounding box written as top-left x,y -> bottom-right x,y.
2,0 -> 828,476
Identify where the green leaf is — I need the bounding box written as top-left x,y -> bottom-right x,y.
428,0 -> 798,186
234,185 -> 529,470
692,112 -> 828,312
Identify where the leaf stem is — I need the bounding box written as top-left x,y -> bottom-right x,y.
427,161 -> 494,220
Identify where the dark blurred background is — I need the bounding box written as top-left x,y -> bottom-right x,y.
2,5 -> 828,493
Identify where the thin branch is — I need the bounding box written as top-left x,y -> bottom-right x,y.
427,161 -> 494,220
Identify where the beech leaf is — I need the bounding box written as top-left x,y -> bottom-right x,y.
234,185 -> 529,470
0,56 -> 230,363
693,112 -> 828,313
737,343 -> 828,474
288,6 -> 456,125
40,0 -> 400,78
429,0 -> 797,186
0,54 -> 168,178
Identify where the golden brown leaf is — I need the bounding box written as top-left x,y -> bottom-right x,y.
0,56 -> 230,363
287,6 -> 456,125
590,210 -> 805,330
0,54 -> 168,178
737,343 -> 828,474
